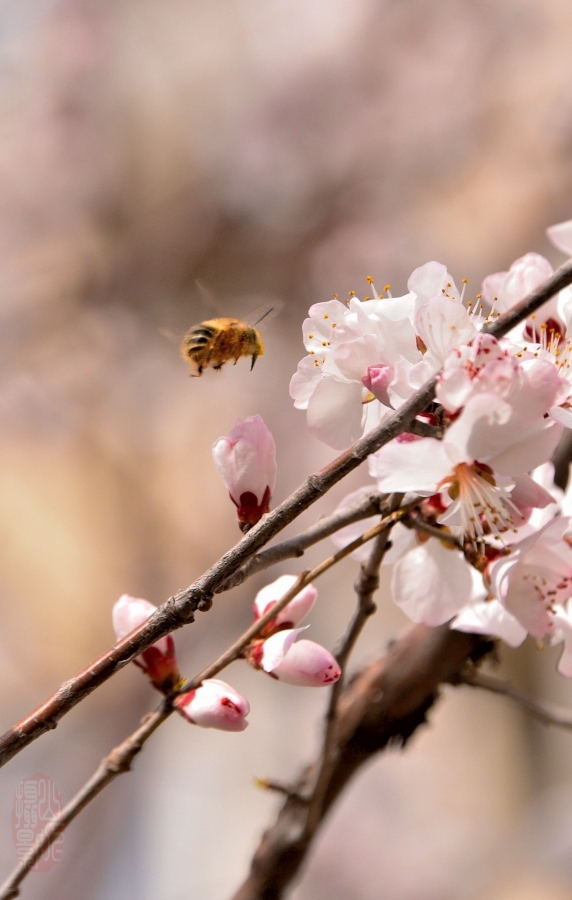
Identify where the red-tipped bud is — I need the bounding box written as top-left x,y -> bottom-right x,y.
112,594 -> 181,692
212,415 -> 276,531
175,679 -> 250,731
253,575 -> 317,634
252,628 -> 341,687
361,364 -> 394,406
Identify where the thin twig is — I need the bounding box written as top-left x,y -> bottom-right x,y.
407,419 -> 444,439
303,495 -> 402,836
0,500 -> 415,898
1,258 -> 570,770
181,499 -> 417,692
230,625 -> 494,900
0,700 -> 173,900
217,491 -> 387,592
401,512 -> 462,548
459,671 -> 572,731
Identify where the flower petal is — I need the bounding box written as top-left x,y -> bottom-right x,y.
307,376 -> 365,449
253,575 -> 317,627
391,540 -> 474,626
369,438 -> 451,493
271,639 -> 341,687
451,600 -> 527,647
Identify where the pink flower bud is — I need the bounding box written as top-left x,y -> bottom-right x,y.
361,364 -> 394,406
253,628 -> 341,687
112,594 -> 181,692
212,415 -> 277,532
253,575 -> 317,633
175,679 -> 250,731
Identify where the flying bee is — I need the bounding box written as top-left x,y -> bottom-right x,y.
180,302 -> 282,376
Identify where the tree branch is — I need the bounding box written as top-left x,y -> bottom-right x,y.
302,496 -> 401,839
0,500 -> 411,896
401,511 -> 462,548
217,491 -> 387,592
230,625 -> 494,900
1,257 -> 570,771
0,700 -> 173,900
459,670 -> 572,731
181,499 -> 416,692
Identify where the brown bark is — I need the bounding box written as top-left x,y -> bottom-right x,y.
231,625 -> 493,900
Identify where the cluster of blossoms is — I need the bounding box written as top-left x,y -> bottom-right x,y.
291,217 -> 572,677
112,578 -> 340,732
111,216 -> 572,737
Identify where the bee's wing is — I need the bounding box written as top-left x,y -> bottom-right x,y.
159,327 -> 183,344
195,279 -> 223,313
245,299 -> 285,328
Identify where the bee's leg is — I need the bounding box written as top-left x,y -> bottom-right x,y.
250,353 -> 258,371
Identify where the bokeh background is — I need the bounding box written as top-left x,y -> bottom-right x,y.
1,1 -> 572,898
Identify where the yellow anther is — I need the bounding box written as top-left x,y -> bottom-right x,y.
462,278 -> 468,284
366,275 -> 374,284
384,284 -> 391,292
349,290 -> 356,297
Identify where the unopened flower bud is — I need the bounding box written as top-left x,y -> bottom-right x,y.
250,628 -> 341,687
212,415 -> 277,532
112,594 -> 181,692
175,679 -> 250,731
361,364 -> 394,406
253,575 -> 317,634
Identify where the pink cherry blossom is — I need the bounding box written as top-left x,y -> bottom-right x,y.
253,575 -> 317,631
212,415 -> 276,531
451,599 -> 527,648
414,295 -> 477,369
481,252 -> 571,345
112,594 -> 180,692
290,262 -> 472,450
547,218 -> 572,258
407,260 -> 461,308
176,679 -> 250,731
362,364 -> 394,405
488,517 -> 572,640
482,253 -> 554,315
271,639 -> 341,687
391,539 -> 475,626
436,333 -> 519,415
370,389 -> 561,542
251,628 -> 341,687
550,605 -> 572,677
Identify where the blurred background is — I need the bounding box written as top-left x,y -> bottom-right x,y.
1,0 -> 572,898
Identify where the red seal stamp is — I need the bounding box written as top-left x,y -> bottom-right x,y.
12,774 -> 64,872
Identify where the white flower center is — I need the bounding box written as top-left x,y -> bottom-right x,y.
443,462 -> 518,543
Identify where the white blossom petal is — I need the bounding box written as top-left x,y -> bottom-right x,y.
451,600 -> 527,647
307,376 -> 365,449
391,540 -> 474,626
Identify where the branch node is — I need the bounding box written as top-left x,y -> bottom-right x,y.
197,592 -> 214,612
